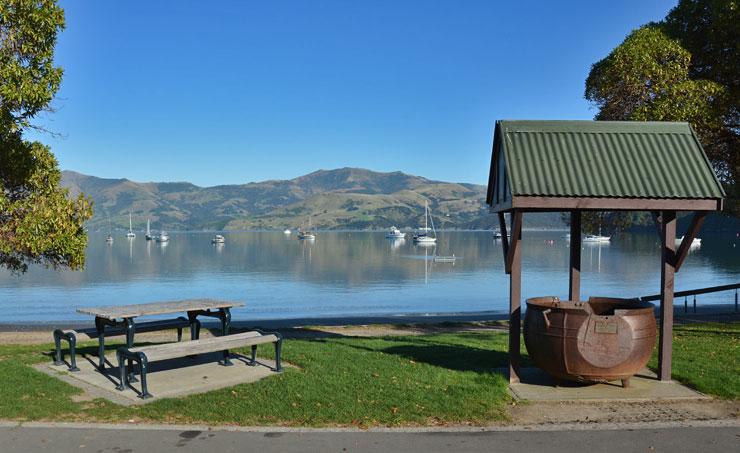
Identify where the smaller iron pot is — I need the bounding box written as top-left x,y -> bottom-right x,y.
523,296 -> 656,386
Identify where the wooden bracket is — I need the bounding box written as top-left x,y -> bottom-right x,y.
505,211 -> 522,274
498,212 -> 509,267
674,212 -> 707,272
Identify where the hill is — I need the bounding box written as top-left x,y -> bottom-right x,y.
61,168 -> 566,231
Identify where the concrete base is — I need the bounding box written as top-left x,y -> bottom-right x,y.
39,352 -> 282,405
507,368 -> 709,402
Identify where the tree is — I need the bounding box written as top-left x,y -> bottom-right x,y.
0,0 -> 92,273
663,0 -> 740,212
586,1 -> 739,216
585,26 -> 726,162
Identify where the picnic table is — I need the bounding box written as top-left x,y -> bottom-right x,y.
64,299 -> 243,370
53,298 -> 283,399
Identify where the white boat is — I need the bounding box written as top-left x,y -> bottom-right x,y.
126,211 -> 136,238
155,231 -> 169,243
145,218 -> 153,240
413,202 -> 437,244
212,234 -> 225,244
106,216 -> 114,243
583,234 -> 611,243
283,229 -> 291,235
297,218 -> 315,240
386,227 -> 406,239
675,236 -> 701,247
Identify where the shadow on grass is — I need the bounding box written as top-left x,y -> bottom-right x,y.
382,344 -> 510,373
342,336 -> 510,373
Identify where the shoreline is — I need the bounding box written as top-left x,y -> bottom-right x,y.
1,306 -> 737,333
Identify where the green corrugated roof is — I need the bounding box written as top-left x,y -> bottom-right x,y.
493,120 -> 725,200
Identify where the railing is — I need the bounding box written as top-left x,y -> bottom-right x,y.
639,283 -> 740,314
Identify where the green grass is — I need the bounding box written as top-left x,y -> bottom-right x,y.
648,322 -> 739,399
0,323 -> 736,426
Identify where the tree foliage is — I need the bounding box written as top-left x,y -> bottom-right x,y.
585,0 -> 739,217
0,0 -> 92,273
664,0 -> 740,211
585,26 -> 727,170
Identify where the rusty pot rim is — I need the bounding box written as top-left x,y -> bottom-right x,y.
525,296 -> 654,315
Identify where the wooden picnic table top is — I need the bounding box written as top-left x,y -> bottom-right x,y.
76,299 -> 243,320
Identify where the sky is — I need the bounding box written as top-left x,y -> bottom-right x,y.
29,0 -> 679,187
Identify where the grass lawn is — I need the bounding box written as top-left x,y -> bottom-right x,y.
0,322 -> 736,426
648,322 -> 739,399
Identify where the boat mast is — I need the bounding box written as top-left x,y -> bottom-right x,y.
427,202 -> 436,238
129,211 -> 133,233
146,218 -> 150,236
424,202 -> 428,232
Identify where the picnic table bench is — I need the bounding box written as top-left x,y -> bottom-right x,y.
117,330 -> 283,399
53,299 -> 242,371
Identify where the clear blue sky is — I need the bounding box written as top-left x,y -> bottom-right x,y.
30,0 -> 678,187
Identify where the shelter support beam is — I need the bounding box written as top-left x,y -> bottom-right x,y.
569,210 -> 581,301
674,212 -> 707,272
498,212 -> 509,265
508,211 -> 523,383
505,212 -> 522,275
658,210 -> 676,381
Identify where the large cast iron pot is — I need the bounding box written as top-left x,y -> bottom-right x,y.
523,296 -> 656,385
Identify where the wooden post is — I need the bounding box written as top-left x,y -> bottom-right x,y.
508,211 -> 523,383
658,210 -> 676,381
569,210 -> 581,302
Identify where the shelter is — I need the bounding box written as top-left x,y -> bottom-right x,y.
486,120 -> 725,383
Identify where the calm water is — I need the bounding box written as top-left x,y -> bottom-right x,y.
0,231 -> 738,323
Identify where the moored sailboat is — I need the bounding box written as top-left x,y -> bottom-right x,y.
126,211 -> 136,238
145,218 -> 153,240
413,202 -> 437,244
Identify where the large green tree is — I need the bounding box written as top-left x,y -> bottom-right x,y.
664,0 -> 739,210
585,0 -> 739,218
0,0 -> 92,273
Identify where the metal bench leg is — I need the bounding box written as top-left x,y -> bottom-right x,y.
177,327 -> 183,342
95,317 -> 107,371
53,329 -> 64,366
115,349 -> 127,391
68,334 -> 79,372
274,335 -> 283,372
219,349 -> 233,366
249,345 -> 257,366
124,317 -> 135,347
136,352 -> 152,399
191,319 -> 201,340
220,308 -> 231,336
126,355 -> 138,383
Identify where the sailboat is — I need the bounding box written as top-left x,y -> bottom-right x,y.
145,218 -> 153,240
106,216 -> 114,243
297,218 -> 315,240
126,211 -> 136,238
413,202 -> 437,244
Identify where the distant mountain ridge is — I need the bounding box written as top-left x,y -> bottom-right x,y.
61,168 -> 565,231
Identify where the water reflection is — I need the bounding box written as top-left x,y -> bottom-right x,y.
0,231 -> 736,322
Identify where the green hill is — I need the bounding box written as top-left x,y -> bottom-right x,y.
61,168 -> 566,231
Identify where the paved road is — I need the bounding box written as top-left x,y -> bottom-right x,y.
1,423 -> 738,452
